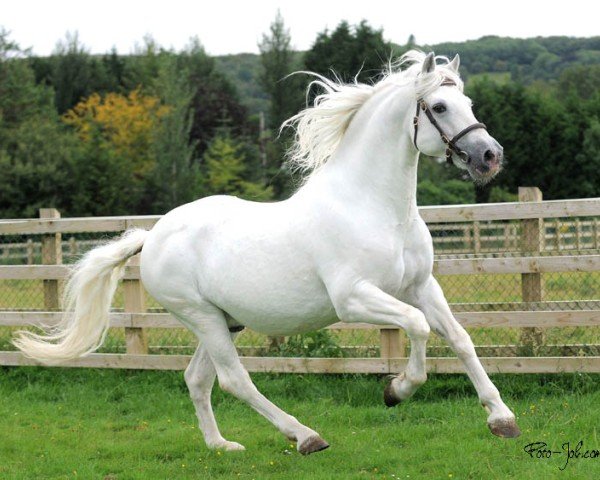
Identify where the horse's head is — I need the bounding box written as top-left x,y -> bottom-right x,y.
412,52 -> 502,185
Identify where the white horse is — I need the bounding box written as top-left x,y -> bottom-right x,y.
14,51 -> 521,455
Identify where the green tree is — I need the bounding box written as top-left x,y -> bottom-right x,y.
258,10 -> 303,130
146,56 -> 201,213
62,127 -> 135,216
50,32 -> 110,113
178,38 -> 251,157
258,11 -> 304,198
572,118 -> 600,197
0,117 -> 79,217
0,29 -> 79,217
557,64 -> 600,100
0,29 -> 51,131
417,179 -> 475,206
467,78 -> 598,201
123,35 -> 165,93
203,133 -> 273,200
304,20 -> 391,83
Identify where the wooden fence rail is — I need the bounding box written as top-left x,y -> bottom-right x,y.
1,191 -> 600,374
2,219 -> 598,264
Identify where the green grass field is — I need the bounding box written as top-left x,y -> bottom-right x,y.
1,368 -> 599,479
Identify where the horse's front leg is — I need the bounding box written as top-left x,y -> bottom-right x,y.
329,280 -> 430,403
414,276 -> 521,438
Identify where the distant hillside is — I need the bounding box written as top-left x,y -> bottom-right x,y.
425,36 -> 600,82
214,53 -> 269,117
215,35 -> 600,114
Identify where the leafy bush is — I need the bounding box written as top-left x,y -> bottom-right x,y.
417,179 -> 476,205
277,330 -> 344,358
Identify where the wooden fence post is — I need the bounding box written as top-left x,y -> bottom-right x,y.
473,221 -> 481,253
123,255 -> 148,354
40,208 -> 62,310
26,239 -> 34,265
518,187 -> 545,355
380,329 -> 406,360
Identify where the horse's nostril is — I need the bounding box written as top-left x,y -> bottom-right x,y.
484,149 -> 496,163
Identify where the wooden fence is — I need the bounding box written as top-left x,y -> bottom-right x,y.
1,188 -> 600,373
2,219 -> 597,263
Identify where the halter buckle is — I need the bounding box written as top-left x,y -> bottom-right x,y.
413,116 -> 419,126
445,150 -> 453,164
441,134 -> 450,144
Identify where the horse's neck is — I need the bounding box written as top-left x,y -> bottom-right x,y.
307,87 -> 419,224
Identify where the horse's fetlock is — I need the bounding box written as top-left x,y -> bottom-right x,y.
478,387 -> 501,408
407,372 -> 427,387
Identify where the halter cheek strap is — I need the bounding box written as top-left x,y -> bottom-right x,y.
412,81 -> 487,164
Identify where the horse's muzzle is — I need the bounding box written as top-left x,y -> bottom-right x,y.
465,140 -> 503,184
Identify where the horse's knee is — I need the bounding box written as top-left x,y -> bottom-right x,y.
407,311 -> 430,340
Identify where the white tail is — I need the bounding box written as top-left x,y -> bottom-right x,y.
13,229 -> 149,365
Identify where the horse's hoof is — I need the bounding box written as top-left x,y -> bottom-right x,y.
488,418 -> 521,438
384,381 -> 401,407
298,435 -> 330,455
211,440 -> 246,451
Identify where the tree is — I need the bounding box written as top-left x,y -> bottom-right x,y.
557,64 -> 600,100
203,133 -> 273,200
258,11 -> 305,198
64,89 -> 168,172
178,38 -> 251,157
122,35 -> 165,93
50,32 -> 109,113
258,10 -> 303,131
61,127 -> 134,216
0,29 -> 52,131
417,179 -> 475,206
0,29 -> 79,217
146,57 -> 201,213
572,118 -> 600,197
304,20 -> 391,83
63,89 -> 169,213
0,117 -> 79,217
467,78 -> 598,201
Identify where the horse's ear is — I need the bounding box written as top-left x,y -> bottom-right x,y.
448,54 -> 460,73
422,52 -> 436,74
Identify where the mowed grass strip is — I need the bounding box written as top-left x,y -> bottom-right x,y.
1,368 -> 599,479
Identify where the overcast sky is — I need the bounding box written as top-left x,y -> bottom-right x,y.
3,0 -> 598,57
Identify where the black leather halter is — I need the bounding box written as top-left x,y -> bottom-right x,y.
412,79 -> 487,164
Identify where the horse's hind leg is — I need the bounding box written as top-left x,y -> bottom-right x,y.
184,338 -> 245,451
178,304 -> 329,455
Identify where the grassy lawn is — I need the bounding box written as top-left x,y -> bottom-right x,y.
1,368 -> 599,479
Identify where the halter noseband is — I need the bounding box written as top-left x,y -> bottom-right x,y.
412,79 -> 487,164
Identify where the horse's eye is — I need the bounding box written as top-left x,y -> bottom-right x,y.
432,103 -> 446,114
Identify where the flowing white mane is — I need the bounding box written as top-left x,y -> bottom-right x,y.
283,50 -> 464,178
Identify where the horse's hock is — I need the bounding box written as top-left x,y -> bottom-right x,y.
1,191 -> 600,373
